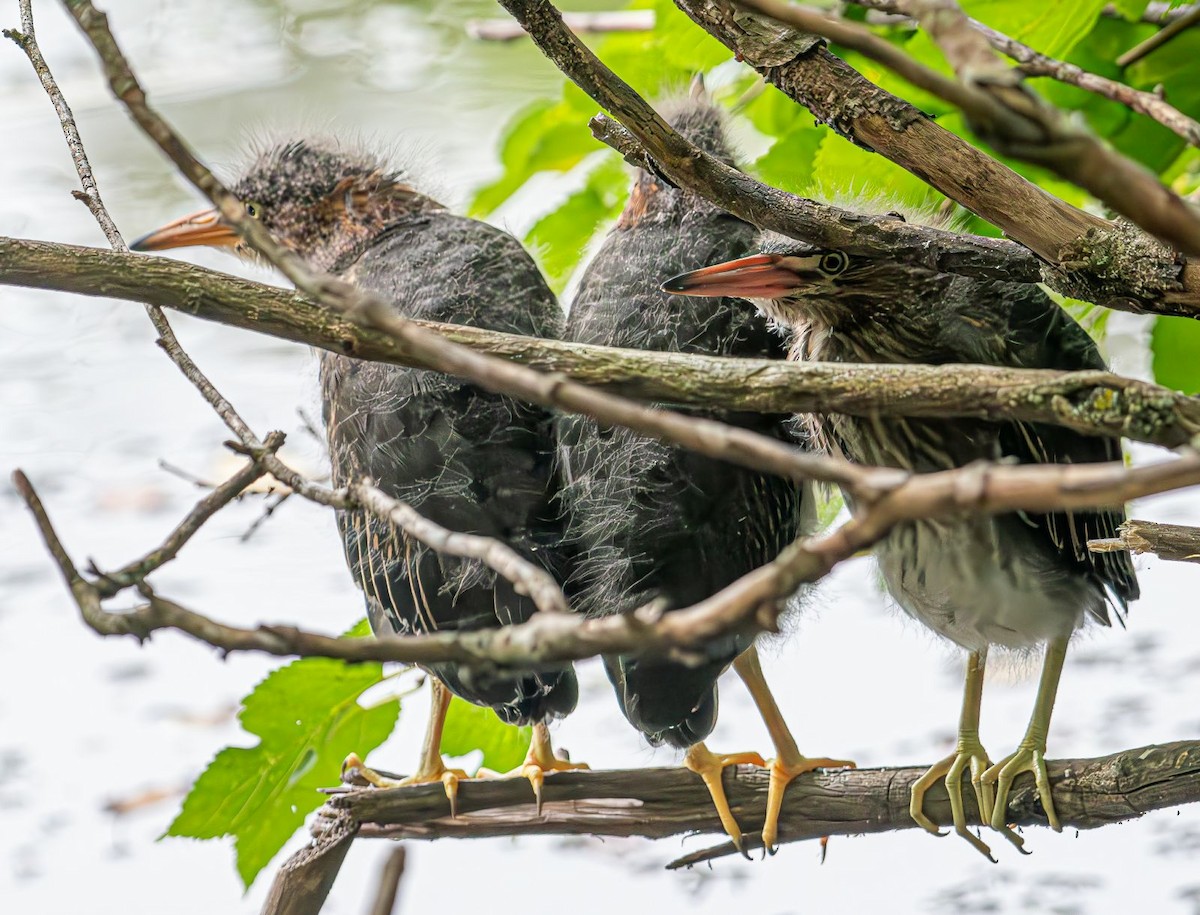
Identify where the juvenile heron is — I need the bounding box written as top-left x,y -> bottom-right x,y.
133,138 -> 582,811
666,228 -> 1138,857
558,85 -> 851,853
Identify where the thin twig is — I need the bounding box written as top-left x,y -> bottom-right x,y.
4,0 -> 122,248
92,432 -> 285,597
1117,3 -> 1200,67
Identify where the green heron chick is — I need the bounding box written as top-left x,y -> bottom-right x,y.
666,228 -> 1139,857
557,84 -> 852,854
133,138 -> 583,811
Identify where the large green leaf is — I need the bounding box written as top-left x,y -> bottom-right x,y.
166,620 -> 399,889
964,0 -> 1107,59
470,100 -> 598,216
441,695 -> 532,773
525,154 -> 629,291
1152,316 -> 1200,394
753,122 -> 824,194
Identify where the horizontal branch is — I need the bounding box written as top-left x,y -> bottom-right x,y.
4,237 -> 1199,448
1089,518 -> 1200,563
315,740 -> 1200,862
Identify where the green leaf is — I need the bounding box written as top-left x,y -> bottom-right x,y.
810,131 -> 945,211
1108,0 -> 1151,19
1152,316 -> 1200,394
753,123 -> 824,194
470,100 -> 597,216
166,623 -> 398,889
963,0 -> 1107,59
441,695 -> 532,773
525,154 -> 629,292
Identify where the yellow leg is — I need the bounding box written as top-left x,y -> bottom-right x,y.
342,678 -> 469,816
513,721 -> 590,814
983,636 -> 1068,840
733,644 -> 855,854
909,649 -> 1001,860
684,741 -> 767,856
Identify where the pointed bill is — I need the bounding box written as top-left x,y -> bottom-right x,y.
662,254 -> 802,299
130,208 -> 238,251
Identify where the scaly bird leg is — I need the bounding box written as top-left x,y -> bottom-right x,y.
733,644 -> 855,855
983,636 -> 1068,843
909,649 -> 1004,860
342,678 -> 470,816
508,720 -> 589,815
683,741 -> 767,857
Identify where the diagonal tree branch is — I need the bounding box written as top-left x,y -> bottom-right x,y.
671,0 -> 1200,308
849,0 -> 1200,146
738,0 -> 1200,258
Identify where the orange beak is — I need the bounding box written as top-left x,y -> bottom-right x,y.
662,254 -> 803,299
130,207 -> 239,252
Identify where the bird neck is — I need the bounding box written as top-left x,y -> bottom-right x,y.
323,190 -> 445,274
787,275 -> 955,365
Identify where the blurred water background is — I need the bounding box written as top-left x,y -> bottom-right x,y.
2,1 -> 1199,912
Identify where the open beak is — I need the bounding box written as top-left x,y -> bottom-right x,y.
130,207 -> 238,252
663,254 -> 803,299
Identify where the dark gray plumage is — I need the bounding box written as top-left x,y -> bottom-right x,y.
133,138 -> 578,729
557,97 -> 805,749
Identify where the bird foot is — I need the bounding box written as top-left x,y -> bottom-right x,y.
761,753 -> 856,855
684,743 -> 767,857
341,752 -> 470,818
983,738 -> 1059,839
909,737 -> 999,861
479,741 -> 589,815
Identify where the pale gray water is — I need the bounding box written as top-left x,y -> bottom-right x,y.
2,2 -> 1199,913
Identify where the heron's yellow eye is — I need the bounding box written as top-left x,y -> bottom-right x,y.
246,201 -> 263,218
820,251 -> 849,275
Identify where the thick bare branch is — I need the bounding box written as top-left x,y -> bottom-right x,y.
672,0 -> 1200,309
314,740 -> 1200,860
739,0 -> 1200,258
4,238 -> 1199,446
259,811 -> 357,915
493,0 -> 1045,288
1089,518 -> 1200,563
852,0 -> 1200,146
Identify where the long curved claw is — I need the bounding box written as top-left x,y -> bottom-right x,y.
983,741 -> 1060,836
341,751 -> 470,817
481,722 -> 588,814
684,742 -> 767,857
762,755 -> 856,854
909,739 -> 998,861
